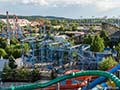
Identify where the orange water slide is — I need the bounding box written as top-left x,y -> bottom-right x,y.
44,70 -> 92,90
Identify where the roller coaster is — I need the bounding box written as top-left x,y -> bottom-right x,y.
20,24 -> 97,71
0,13 -> 120,90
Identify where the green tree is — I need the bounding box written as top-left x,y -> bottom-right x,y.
17,67 -> 29,81
51,20 -> 58,25
13,49 -> 22,58
68,27 -> 72,31
5,44 -> 22,58
115,43 -> 120,57
0,48 -> 7,58
0,23 -> 3,31
2,64 -> 12,81
0,38 -> 7,49
100,30 -> 109,47
99,56 -> 118,70
72,52 -> 77,57
44,21 -> 50,25
14,44 -> 21,49
31,68 -> 40,81
89,26 -> 95,32
5,45 -> 14,56
8,55 -> 17,69
72,24 -> 77,31
83,34 -> 93,45
10,38 -> 19,45
91,34 -> 105,52
59,26 -> 64,31
0,22 -> 5,31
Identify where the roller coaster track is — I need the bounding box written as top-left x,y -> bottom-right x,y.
3,70 -> 120,90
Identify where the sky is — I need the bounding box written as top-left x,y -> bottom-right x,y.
0,0 -> 120,19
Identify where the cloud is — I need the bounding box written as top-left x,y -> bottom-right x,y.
0,0 -> 120,11
22,0 -> 48,6
95,0 -> 120,11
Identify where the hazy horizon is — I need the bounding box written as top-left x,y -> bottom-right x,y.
0,0 -> 120,19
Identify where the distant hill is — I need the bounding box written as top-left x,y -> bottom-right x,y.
0,14 -> 71,20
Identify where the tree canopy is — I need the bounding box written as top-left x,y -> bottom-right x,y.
99,56 -> 118,70
100,30 -> 109,47
91,34 -> 105,52
8,55 -> 17,69
2,65 -> 41,82
115,43 -> 120,57
0,48 -> 7,58
83,34 -> 93,45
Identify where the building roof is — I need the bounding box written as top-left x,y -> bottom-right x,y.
30,21 -> 40,26
65,31 -> 85,35
55,35 -> 69,42
1,19 -> 30,27
110,31 -> 120,38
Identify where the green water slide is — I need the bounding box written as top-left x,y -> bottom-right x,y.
4,70 -> 120,90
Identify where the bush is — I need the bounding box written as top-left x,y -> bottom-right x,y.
9,55 -> 17,69
2,66 -> 41,82
10,38 -> 19,45
5,44 -> 22,58
2,64 -> 12,81
115,43 -> 120,57
0,38 -> 7,49
99,56 -> 118,70
0,48 -> 7,58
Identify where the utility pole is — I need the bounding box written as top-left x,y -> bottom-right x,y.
6,11 -> 10,45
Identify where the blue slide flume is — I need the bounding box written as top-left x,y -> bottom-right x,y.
82,64 -> 120,90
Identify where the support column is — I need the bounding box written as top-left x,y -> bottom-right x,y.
56,82 -> 60,90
